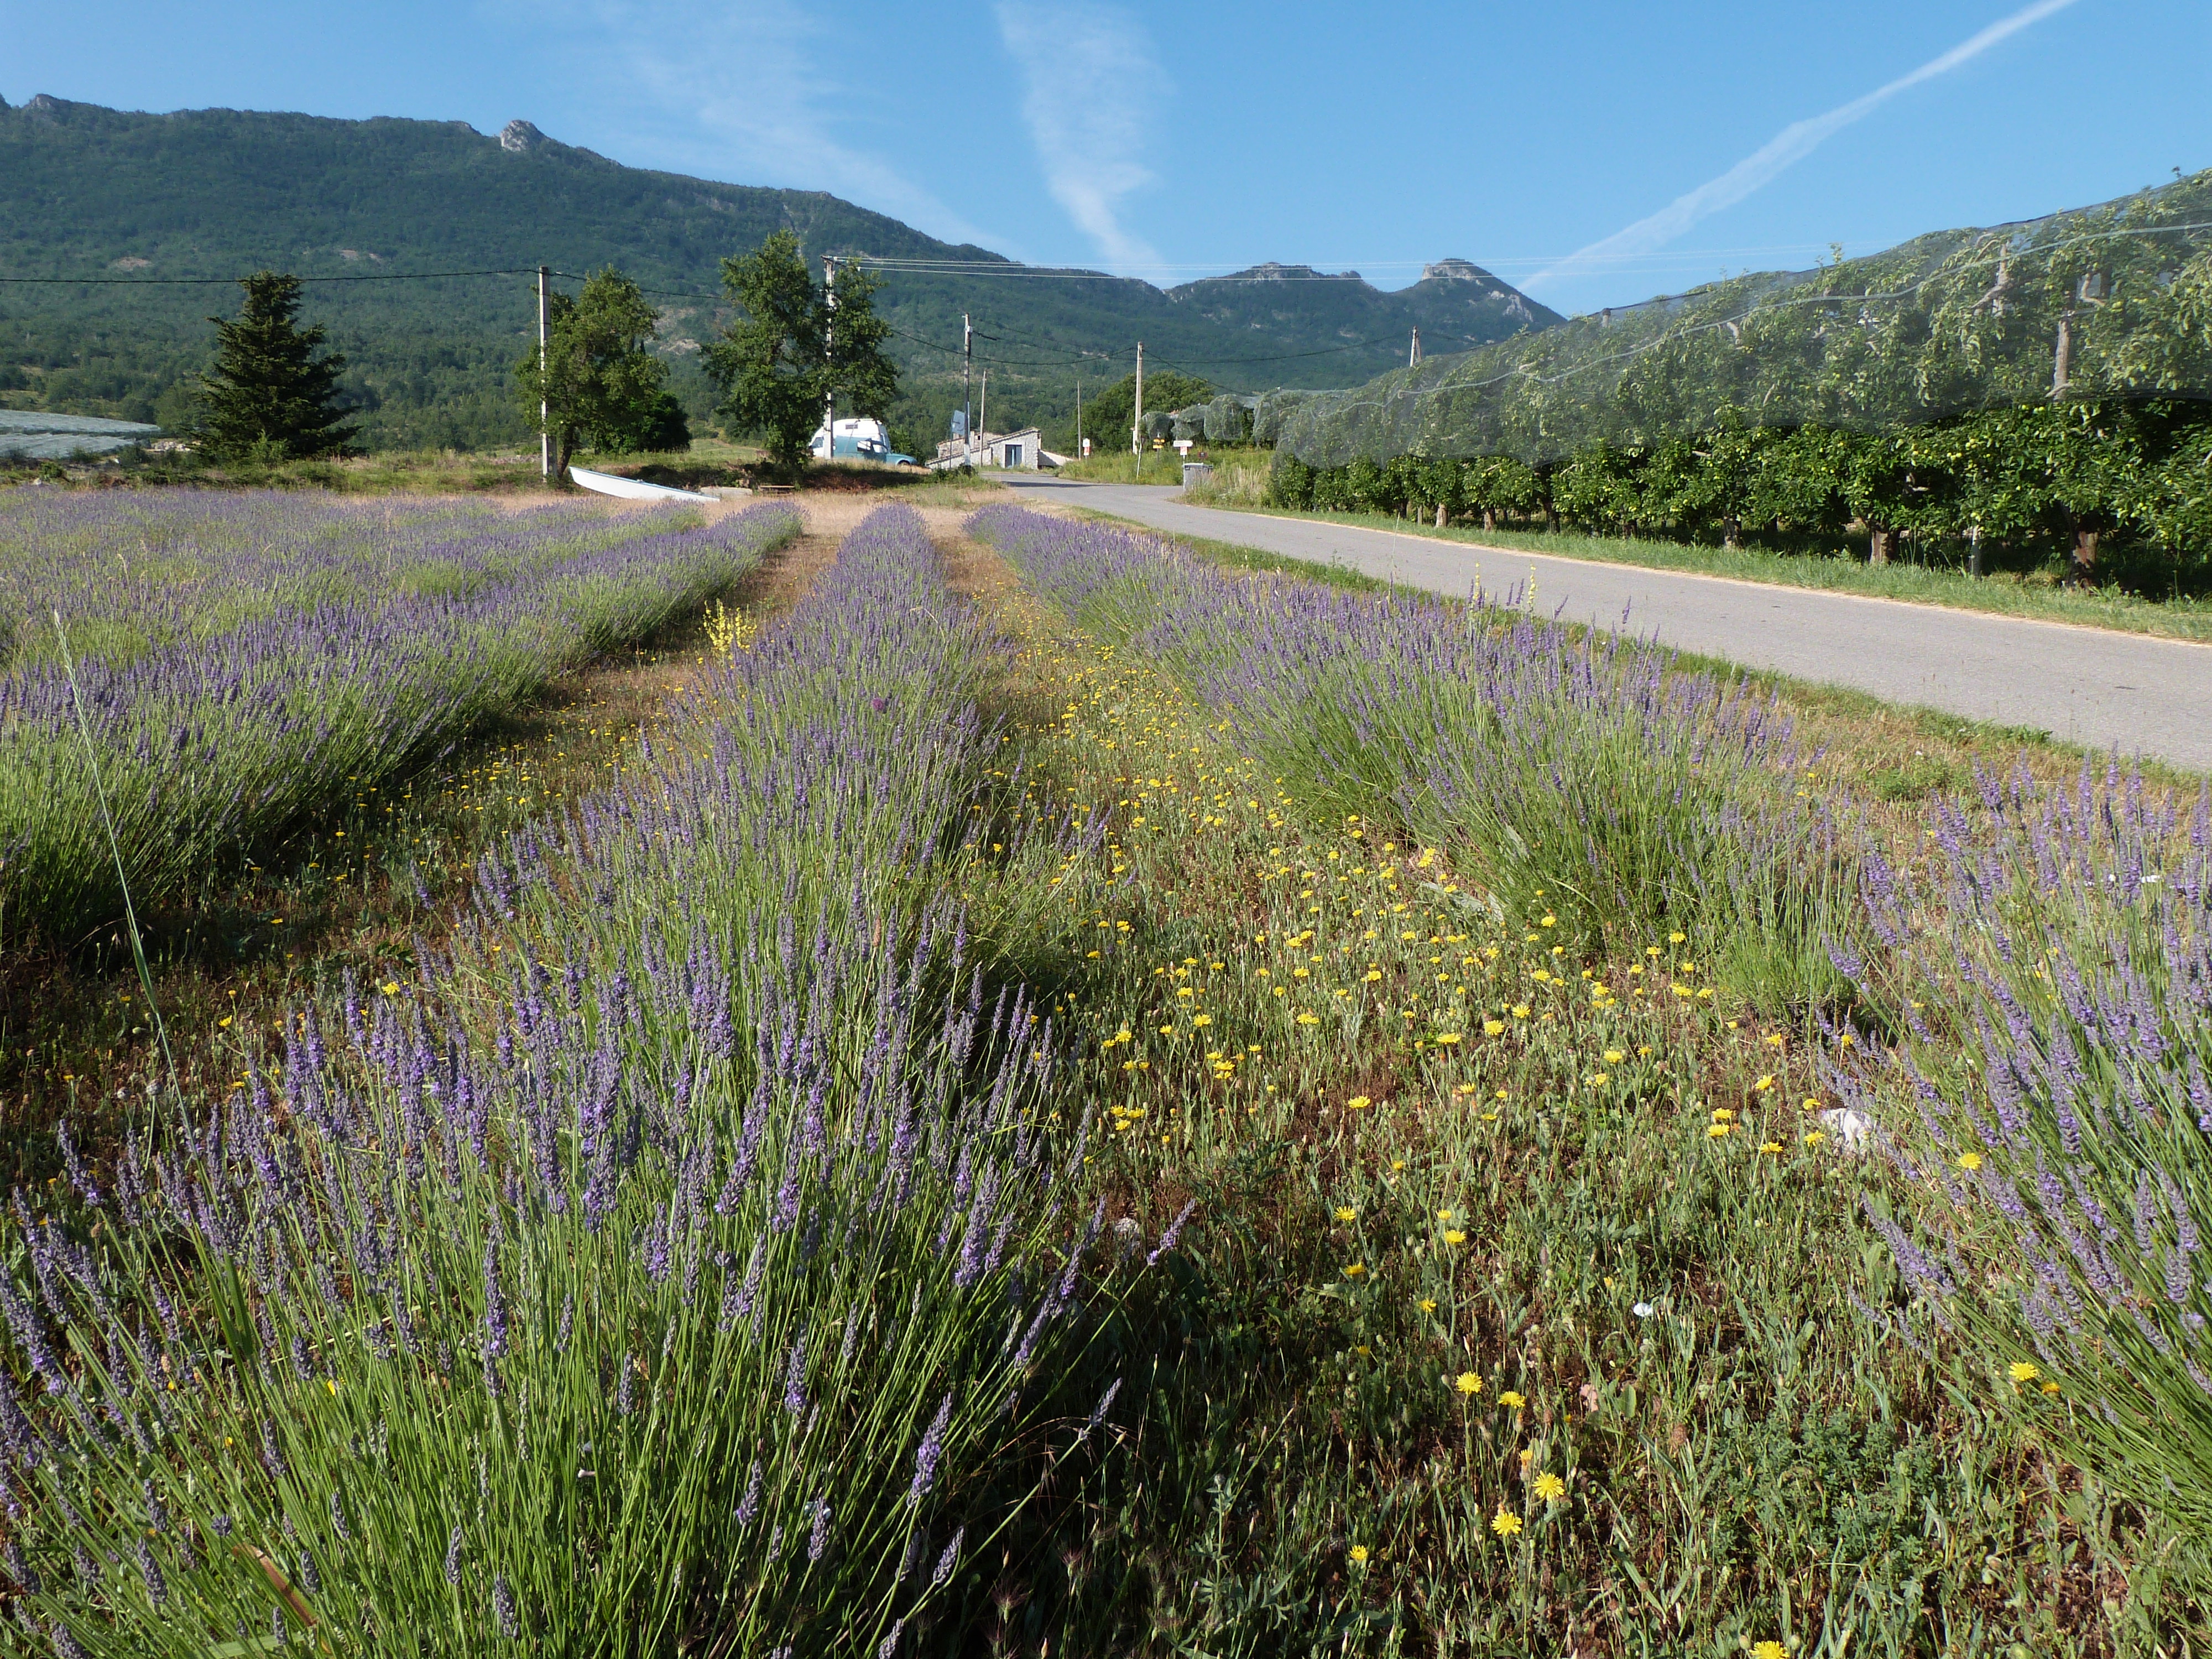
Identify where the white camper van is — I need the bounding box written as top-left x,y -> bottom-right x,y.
808,418 -> 915,465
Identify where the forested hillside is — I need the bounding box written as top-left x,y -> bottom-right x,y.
0,96 -> 1558,452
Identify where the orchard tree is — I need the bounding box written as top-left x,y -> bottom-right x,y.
706,231 -> 897,475
197,272 -> 357,461
514,268 -> 674,476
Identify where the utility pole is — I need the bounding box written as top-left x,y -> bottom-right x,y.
822,254 -> 837,466
1410,326 -> 1421,368
963,313 -> 973,469
978,371 -> 987,455
537,265 -> 550,481
1076,377 -> 1082,456
1133,341 -> 1144,476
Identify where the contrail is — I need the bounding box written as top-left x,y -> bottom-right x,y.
1527,0 -> 2083,298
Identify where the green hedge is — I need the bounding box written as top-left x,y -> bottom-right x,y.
1266,400 -> 2212,592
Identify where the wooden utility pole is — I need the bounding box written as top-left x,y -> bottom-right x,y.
537,265 -> 550,481
1410,327 -> 1421,368
1075,377 -> 1082,456
963,313 -> 974,468
979,370 -> 988,455
1133,341 -> 1144,474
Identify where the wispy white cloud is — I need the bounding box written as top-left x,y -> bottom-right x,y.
994,2 -> 1165,274
1526,0 -> 2083,300
513,0 -> 1007,252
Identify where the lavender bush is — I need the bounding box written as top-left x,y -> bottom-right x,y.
971,505 -> 1858,1010
0,489 -> 799,937
0,507 -> 1134,1656
1841,761 -> 2212,1527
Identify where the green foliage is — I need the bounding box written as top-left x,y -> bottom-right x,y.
196,273 -> 357,461
1076,371 -> 1212,456
1269,403 -> 2212,588
706,234 -> 899,474
514,268 -> 673,474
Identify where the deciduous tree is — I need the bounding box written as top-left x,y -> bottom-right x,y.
514,268 -> 672,477
706,232 -> 898,475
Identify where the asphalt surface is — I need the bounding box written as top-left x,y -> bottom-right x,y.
999,477 -> 2212,774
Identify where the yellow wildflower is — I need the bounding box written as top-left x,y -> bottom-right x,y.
1491,1510 -> 1524,1537
1533,1472 -> 1566,1502
1454,1372 -> 1483,1396
1499,1390 -> 1525,1409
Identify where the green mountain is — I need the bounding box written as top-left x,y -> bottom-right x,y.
0,95 -> 1561,453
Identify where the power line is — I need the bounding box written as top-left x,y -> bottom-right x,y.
0,267 -> 541,285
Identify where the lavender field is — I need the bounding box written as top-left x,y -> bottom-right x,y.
0,489 -> 799,938
1,495 -> 2208,1656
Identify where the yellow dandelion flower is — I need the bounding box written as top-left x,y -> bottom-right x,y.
1191,1014 -> 1213,1027
1499,1390 -> 1526,1409
1491,1510 -> 1524,1537
1707,1124 -> 1733,1139
1417,1298 -> 1438,1313
1511,1004 -> 1530,1019
1803,1129 -> 1826,1146
1958,1151 -> 1983,1171
1455,1372 -> 1483,1396
1754,1074 -> 1775,1092
1349,1544 -> 1369,1564
1753,1644 -> 1787,1659
1483,1020 -> 1505,1035
1297,1013 -> 1321,1026
1759,1141 -> 1783,1155
1434,1031 -> 1463,1045
1443,1229 -> 1466,1246
1346,1094 -> 1371,1110
1343,1264 -> 1366,1279
1603,1049 -> 1624,1063
2009,1361 -> 2040,1383
1335,1206 -> 1357,1222
1533,1472 -> 1566,1502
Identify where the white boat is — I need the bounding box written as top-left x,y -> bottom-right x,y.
568,465 -> 716,504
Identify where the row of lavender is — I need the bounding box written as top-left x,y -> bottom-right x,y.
0,505 -> 1138,1656
0,489 -> 800,938
969,503 -> 1859,1011
972,502 -> 2212,1537
1846,766 -> 2212,1532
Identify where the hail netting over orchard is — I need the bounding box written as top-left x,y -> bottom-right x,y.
1279,171 -> 2212,468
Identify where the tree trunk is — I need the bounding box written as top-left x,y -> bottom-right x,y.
1721,515 -> 1741,549
2073,526 -> 2100,583
1869,528 -> 1893,566
1481,508 -> 1495,531
1435,502 -> 1447,529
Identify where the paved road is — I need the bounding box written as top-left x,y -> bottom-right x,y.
999,477 -> 2212,774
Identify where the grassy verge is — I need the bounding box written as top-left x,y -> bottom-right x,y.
939,532 -> 2197,1653
1189,499 -> 2212,644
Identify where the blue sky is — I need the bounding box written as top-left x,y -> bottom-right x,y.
2,0 -> 2205,315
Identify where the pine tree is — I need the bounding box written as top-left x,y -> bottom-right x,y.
198,272 -> 358,460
